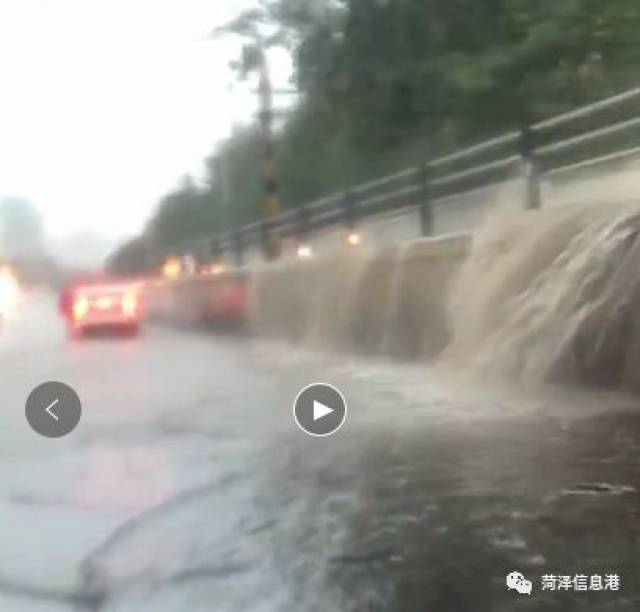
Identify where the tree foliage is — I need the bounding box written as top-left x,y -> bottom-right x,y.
108,0 -> 640,271
146,176 -> 219,247
284,0 -> 640,143
107,236 -> 149,275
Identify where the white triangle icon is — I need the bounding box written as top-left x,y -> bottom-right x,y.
313,400 -> 333,421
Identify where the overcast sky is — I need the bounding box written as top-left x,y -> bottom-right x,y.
0,0 -> 292,259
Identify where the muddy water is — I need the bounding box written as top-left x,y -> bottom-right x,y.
445,200 -> 640,391
5,267 -> 640,612
250,199 -> 640,395
116,200 -> 640,611
254,355 -> 640,611
65,340 -> 640,612
122,194 -> 640,611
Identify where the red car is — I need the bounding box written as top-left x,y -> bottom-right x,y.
59,281 -> 144,336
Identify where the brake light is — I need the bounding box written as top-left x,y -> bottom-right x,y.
72,296 -> 89,320
122,292 -> 138,316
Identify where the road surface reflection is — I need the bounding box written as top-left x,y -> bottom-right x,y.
1,294 -> 639,611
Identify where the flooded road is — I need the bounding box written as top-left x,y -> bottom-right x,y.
1,294 -> 639,611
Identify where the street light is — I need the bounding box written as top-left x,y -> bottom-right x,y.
296,244 -> 313,259
209,262 -> 226,275
346,231 -> 363,247
162,257 -> 181,279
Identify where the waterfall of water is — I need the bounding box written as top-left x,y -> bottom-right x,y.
444,201 -> 640,390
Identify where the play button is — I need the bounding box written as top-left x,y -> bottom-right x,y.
294,383 -> 347,437
313,400 -> 333,421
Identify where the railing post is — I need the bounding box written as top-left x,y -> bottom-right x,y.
260,219 -> 279,261
418,162 -> 433,236
519,124 -> 541,210
260,221 -> 269,260
343,189 -> 358,231
233,229 -> 244,267
297,204 -> 310,245
210,236 -> 222,265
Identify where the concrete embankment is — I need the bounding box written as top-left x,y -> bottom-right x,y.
249,234 -> 470,360
145,232 -> 470,360
147,198 -> 640,393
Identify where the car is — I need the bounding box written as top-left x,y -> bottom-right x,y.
60,281 -> 144,336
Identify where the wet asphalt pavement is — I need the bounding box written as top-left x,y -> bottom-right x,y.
1,293 -> 640,611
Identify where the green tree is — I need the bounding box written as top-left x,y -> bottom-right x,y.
107,236 -> 149,274
235,0 -> 640,143
146,176 -> 221,249
204,127 -> 263,228
110,0 -> 640,264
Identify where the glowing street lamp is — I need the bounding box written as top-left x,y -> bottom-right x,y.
346,231 -> 362,247
208,262 -> 226,275
162,257 -> 181,279
296,244 -> 313,259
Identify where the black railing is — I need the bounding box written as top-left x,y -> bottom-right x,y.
167,86 -> 640,265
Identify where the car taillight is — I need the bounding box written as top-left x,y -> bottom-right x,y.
122,292 -> 138,316
72,296 -> 89,320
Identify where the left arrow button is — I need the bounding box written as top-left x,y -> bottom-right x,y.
45,398 -> 60,421
26,382 -> 81,438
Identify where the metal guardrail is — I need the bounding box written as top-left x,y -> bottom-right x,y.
169,86 -> 640,266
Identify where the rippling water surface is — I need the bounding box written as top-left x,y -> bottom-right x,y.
2,298 -> 640,611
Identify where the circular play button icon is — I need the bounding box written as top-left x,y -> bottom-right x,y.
26,382 -> 82,438
293,383 -> 347,437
